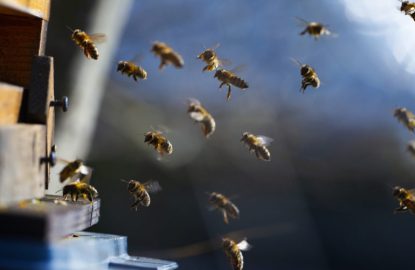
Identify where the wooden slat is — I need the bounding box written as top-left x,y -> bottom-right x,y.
0,82 -> 23,124
0,0 -> 50,20
0,124 -> 45,204
0,15 -> 47,88
0,196 -> 100,241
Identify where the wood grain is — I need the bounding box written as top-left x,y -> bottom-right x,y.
0,124 -> 45,204
0,82 -> 23,124
0,0 -> 50,20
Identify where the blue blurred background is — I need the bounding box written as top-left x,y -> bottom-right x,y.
47,0 -> 415,269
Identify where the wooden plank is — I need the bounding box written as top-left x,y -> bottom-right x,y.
0,82 -> 23,124
0,196 -> 100,241
0,0 -> 50,20
0,124 -> 45,204
0,15 -> 47,88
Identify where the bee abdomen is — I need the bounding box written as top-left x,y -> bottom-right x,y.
230,76 -> 248,89
231,250 -> 243,270
255,145 -> 271,161
201,118 -> 216,138
225,202 -> 240,219
84,41 -> 99,60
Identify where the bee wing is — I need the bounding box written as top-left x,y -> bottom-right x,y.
257,135 -> 274,146
189,112 -> 205,122
290,57 -> 303,67
217,58 -> 232,68
237,239 -> 252,251
295,16 -> 310,26
406,189 -> 415,197
230,64 -> 247,74
79,165 -> 90,175
89,33 -> 107,43
187,97 -> 201,106
143,180 -> 162,193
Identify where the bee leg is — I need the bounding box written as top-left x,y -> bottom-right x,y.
203,66 -> 208,72
133,74 -> 138,82
394,205 -> 407,213
83,48 -> 90,59
219,82 -> 226,89
71,192 -> 78,202
226,85 -> 232,101
222,209 -> 229,224
87,192 -> 93,203
159,59 -> 167,70
300,29 -> 308,35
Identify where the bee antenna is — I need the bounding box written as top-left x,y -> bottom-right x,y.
120,179 -> 129,183
290,57 -> 302,66
295,16 -> 309,24
65,25 -> 74,32
55,189 -> 62,194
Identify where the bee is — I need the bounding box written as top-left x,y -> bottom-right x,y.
296,17 -> 332,39
59,159 -> 90,183
222,238 -> 251,270
197,45 -> 228,72
408,140 -> 415,157
292,59 -> 320,93
121,179 -> 162,210
151,41 -> 184,69
400,1 -> 415,20
70,28 -> 106,60
187,98 -> 216,138
117,60 -> 147,82
62,181 -> 98,203
207,192 -> 239,224
393,186 -> 415,214
241,132 -> 273,161
394,108 -> 415,132
144,131 -> 173,156
214,69 -> 248,101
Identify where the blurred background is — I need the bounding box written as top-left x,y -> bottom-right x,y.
46,0 -> 415,269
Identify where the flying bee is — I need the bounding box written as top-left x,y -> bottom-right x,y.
207,192 -> 239,224
393,186 -> 415,214
400,1 -> 415,20
222,238 -> 251,270
151,41 -> 184,69
296,17 -> 332,39
62,181 -> 98,203
144,131 -> 173,156
197,45 -> 229,72
214,69 -> 248,101
241,132 -> 273,161
394,107 -> 415,132
292,59 -> 320,93
70,28 -> 106,60
59,159 -> 91,183
408,140 -> 415,157
187,98 -> 216,138
117,60 -> 147,82
121,179 -> 162,210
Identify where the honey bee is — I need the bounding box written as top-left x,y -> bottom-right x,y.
151,41 -> 184,69
214,69 -> 248,101
207,192 -> 239,224
400,1 -> 415,20
70,28 -> 106,60
117,60 -> 148,82
222,238 -> 251,270
187,98 -> 216,138
62,181 -> 98,203
394,108 -> 415,132
292,59 -> 320,93
408,140 -> 415,157
59,159 -> 90,183
197,45 -> 228,72
144,131 -> 173,156
393,186 -> 415,214
241,132 -> 273,161
121,179 -> 162,210
296,17 -> 332,39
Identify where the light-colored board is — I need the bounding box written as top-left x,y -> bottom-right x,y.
0,82 -> 23,124
0,15 -> 47,88
0,124 -> 45,204
0,0 -> 50,21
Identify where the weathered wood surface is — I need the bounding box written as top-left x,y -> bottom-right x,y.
0,0 -> 50,20
0,195 -> 100,241
0,82 -> 23,124
0,124 -> 45,204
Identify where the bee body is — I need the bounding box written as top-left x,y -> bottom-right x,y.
198,48 -> 221,71
299,64 -> 320,92
117,61 -> 147,82
62,182 -> 98,202
151,42 -> 184,69
222,238 -> 250,270
401,1 -> 415,19
124,180 -> 161,210
214,69 -> 248,101
241,132 -> 272,161
208,192 -> 239,224
71,29 -> 100,60
394,108 -> 415,132
298,18 -> 331,39
144,131 -> 173,155
59,159 -> 84,183
187,99 -> 216,138
393,186 -> 415,214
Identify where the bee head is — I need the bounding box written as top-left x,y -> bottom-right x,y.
300,65 -> 312,76
117,61 -> 125,71
72,29 -> 81,38
151,42 -> 165,54
222,238 -> 233,249
207,192 -> 218,202
144,132 -> 154,143
241,132 -> 250,142
393,186 -> 405,198
127,180 -> 137,191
